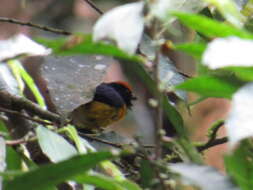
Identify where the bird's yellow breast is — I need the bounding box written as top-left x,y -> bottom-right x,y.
71,101 -> 127,132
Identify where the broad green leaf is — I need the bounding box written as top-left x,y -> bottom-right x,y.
36,35 -> 142,62
225,141 -> 253,190
74,174 -> 123,190
224,66 -> 253,81
6,148 -> 21,171
173,42 -> 207,58
118,180 -> 142,190
140,160 -> 155,188
176,75 -> 242,98
0,121 -> 21,171
174,12 -> 253,39
74,173 -> 141,190
4,152 -> 114,190
36,126 -> 77,162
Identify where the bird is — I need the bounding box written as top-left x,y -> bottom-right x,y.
70,81 -> 136,133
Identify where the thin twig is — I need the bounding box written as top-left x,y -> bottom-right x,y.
5,136 -> 37,146
197,137 -> 228,152
0,17 -> 72,35
151,18 -> 163,159
197,121 -> 228,151
78,132 -> 122,148
208,121 -> 224,142
82,0 -> 104,15
0,107 -> 54,126
0,132 -> 37,146
78,132 -> 155,149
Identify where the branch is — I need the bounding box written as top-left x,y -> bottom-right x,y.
5,136 -> 37,146
83,0 -> 104,15
78,132 -> 122,148
0,17 -> 72,35
0,107 -> 54,126
0,90 -> 61,124
197,121 -> 228,152
197,137 -> 228,152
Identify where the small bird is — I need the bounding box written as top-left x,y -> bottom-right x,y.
70,81 -> 136,133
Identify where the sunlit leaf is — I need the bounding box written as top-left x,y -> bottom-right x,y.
0,63 -> 19,95
203,37 -> 253,69
0,34 -> 51,61
226,82 -> 253,146
36,126 -> 77,162
93,2 -> 144,55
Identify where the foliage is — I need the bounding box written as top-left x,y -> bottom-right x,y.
1,0 -> 253,190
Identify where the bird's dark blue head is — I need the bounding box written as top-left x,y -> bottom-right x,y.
94,81 -> 136,109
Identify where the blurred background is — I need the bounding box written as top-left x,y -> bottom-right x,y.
0,0 -> 230,171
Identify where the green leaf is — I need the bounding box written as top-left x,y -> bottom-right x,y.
176,75 -> 242,98
140,160 -> 155,188
118,180 -> 142,190
173,12 -> 253,39
8,60 -> 46,108
174,42 -> 207,58
223,66 -> 253,81
7,60 -> 25,95
63,125 -> 88,154
74,173 -> 141,190
36,35 -> 142,62
36,126 -> 77,162
74,174 -> 124,190
162,95 -> 185,135
6,148 -> 22,170
224,140 -> 253,190
4,152 -> 114,190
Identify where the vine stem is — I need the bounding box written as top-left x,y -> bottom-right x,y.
0,17 -> 72,35
83,0 -> 104,15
